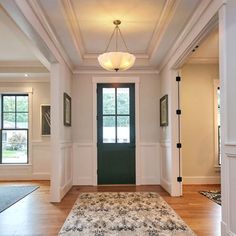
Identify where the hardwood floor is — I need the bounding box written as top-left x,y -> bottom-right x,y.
0,181 -> 221,236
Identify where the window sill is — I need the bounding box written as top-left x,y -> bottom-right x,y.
0,164 -> 32,167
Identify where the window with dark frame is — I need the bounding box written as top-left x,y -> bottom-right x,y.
0,94 -> 29,164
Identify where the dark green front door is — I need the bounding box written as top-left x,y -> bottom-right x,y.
97,83 -> 135,184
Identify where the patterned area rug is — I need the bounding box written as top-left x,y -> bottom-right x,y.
199,190 -> 221,205
59,192 -> 195,236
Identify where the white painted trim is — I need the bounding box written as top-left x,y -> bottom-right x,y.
183,176 -> 221,184
0,78 -> 50,83
149,0 -> 181,58
160,177 -> 171,193
161,0 -> 225,70
213,79 -> 221,168
26,0 -> 73,71
186,57 -> 219,64
0,61 -> 46,68
92,76 -> 140,185
61,0 -> 85,60
0,87 -> 33,93
74,69 -> 159,75
60,178 -> 73,199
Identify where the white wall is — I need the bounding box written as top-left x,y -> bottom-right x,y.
219,1 -> 236,235
50,63 -> 73,202
0,80 -> 51,180
181,64 -> 220,184
72,73 -> 161,185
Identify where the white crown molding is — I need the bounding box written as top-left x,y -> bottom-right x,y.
27,0 -> 73,71
159,0 -> 212,70
148,0 -> 180,57
61,0 -> 86,58
186,57 -> 219,64
0,61 -> 46,68
73,69 -> 159,75
159,0 -> 224,70
60,0 -> 177,68
83,53 -> 149,60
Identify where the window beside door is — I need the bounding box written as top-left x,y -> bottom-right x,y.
0,94 -> 29,164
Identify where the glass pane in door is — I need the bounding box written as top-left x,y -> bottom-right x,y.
117,116 -> 130,143
117,88 -> 129,114
103,88 -> 115,114
103,116 -> 116,143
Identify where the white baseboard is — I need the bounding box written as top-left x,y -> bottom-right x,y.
60,178 -> 73,199
161,177 -> 171,193
183,176 -> 221,184
73,177 -> 93,185
0,172 -> 50,181
141,177 -> 160,185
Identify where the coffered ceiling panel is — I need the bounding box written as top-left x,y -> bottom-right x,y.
38,0 -> 204,70
71,0 -> 166,53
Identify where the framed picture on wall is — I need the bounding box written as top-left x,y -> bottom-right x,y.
41,105 -> 51,135
160,95 -> 168,126
64,92 -> 71,126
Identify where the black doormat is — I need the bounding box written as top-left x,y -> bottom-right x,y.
0,185 -> 39,213
199,190 -> 221,205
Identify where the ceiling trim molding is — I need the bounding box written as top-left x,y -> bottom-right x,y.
159,0 -> 223,70
73,69 -> 159,75
61,0 -> 85,60
148,0 -> 179,56
0,78 -> 49,83
83,53 -> 149,60
27,0 -> 73,71
186,57 -> 219,64
0,61 -> 45,68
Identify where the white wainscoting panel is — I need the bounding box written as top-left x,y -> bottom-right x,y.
73,143 -> 93,185
73,142 -> 161,185
0,141 -> 50,180
224,143 -> 236,235
60,142 -> 73,198
32,141 -> 51,179
160,140 -> 171,193
140,143 -> 160,184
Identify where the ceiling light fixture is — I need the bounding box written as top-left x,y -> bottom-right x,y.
98,20 -> 135,72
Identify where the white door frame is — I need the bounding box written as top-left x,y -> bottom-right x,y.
92,76 -> 140,185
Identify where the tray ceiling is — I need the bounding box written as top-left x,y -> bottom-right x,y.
36,0 -> 203,69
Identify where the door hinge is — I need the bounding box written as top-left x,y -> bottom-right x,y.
176,109 -> 181,115
176,76 -> 181,82
97,169 -> 99,175
176,143 -> 182,148
177,176 -> 182,182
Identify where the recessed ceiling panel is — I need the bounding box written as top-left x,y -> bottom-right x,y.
71,0 -> 166,54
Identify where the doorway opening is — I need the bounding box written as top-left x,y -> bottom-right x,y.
180,26 -> 221,191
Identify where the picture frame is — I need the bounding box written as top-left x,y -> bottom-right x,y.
41,104 -> 51,136
160,95 -> 168,126
63,92 -> 71,127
